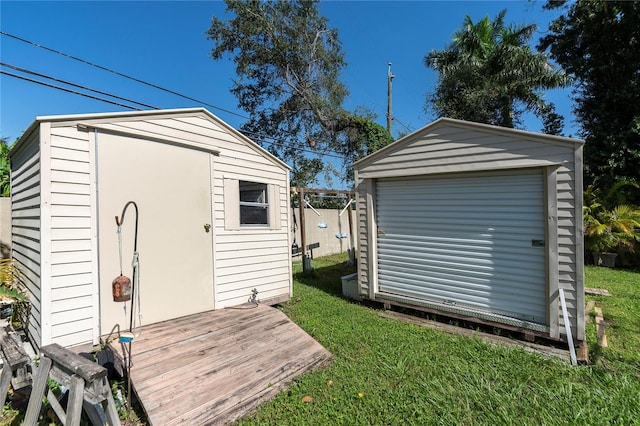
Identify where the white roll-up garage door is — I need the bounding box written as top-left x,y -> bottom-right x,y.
375,169 -> 547,325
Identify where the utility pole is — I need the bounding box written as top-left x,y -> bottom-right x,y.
387,62 -> 395,133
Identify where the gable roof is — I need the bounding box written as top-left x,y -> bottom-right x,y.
11,108 -> 290,171
355,117 -> 584,169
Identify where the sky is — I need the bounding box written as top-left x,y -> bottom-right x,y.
0,0 -> 575,186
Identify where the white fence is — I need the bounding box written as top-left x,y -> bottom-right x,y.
291,207 -> 357,259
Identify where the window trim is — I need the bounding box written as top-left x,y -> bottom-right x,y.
239,180 -> 269,227
224,177 -> 281,231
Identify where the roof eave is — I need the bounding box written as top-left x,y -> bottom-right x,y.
354,117 -> 585,169
10,108 -> 291,171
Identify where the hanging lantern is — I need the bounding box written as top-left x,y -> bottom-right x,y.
112,275 -> 132,302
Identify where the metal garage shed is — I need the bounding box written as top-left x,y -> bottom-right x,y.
354,118 -> 584,342
10,108 -> 292,350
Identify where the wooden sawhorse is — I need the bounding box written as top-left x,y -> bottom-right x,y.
24,343 -> 121,426
0,326 -> 33,408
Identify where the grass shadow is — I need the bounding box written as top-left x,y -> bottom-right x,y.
292,255 -> 570,350
292,255 -> 356,299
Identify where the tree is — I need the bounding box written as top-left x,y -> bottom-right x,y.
0,137 -> 11,197
583,182 -> 640,255
207,0 -> 348,187
425,9 -> 568,132
539,103 -> 564,136
539,1 -> 640,192
334,111 -> 394,182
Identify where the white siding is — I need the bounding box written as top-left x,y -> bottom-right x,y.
11,127 -> 43,347
11,108 -> 291,350
46,125 -> 95,347
355,119 -> 584,341
354,170 -> 371,298
90,113 -> 291,309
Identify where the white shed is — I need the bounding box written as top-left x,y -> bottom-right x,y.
354,118 -> 584,342
10,108 -> 292,350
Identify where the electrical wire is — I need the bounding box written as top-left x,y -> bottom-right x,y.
1,31 -> 350,162
1,31 -> 247,120
1,62 -> 159,110
393,116 -> 414,134
2,68 -> 346,162
1,70 -> 141,110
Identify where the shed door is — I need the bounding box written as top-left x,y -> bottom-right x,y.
97,132 -> 215,333
375,169 -> 547,324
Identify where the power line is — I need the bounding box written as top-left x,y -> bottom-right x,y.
1,67 -> 346,160
392,116 -> 414,134
1,62 -> 159,110
1,31 -> 349,162
1,70 -> 141,110
1,31 -> 248,120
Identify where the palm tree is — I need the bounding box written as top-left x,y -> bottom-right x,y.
425,10 -> 569,130
583,183 -> 640,255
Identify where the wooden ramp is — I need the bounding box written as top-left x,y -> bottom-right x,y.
106,304 -> 331,425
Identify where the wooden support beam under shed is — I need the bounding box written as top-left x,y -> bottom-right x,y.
595,307 -> 608,348
576,341 -> 589,363
585,288 -> 611,297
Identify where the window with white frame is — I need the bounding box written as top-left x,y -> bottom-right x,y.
239,180 -> 269,225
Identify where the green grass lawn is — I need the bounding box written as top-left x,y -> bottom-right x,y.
2,257 -> 638,425
584,266 -> 640,374
238,254 -> 640,425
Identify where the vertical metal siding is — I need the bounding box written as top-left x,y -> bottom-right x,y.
375,169 -> 547,325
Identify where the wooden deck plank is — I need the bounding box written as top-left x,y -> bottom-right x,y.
149,335 -> 325,422
105,304 -> 331,425
137,318 -> 311,407
108,307 -> 273,365
134,326 -> 287,397
131,312 -> 292,385
169,346 -> 330,425
128,312 -> 281,368
109,307 -> 271,356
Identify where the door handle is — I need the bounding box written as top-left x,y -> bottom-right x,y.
204,224 -> 211,233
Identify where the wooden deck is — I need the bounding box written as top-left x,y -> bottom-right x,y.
106,304 -> 331,425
